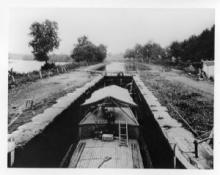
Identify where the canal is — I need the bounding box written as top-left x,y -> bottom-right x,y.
11,61 -> 183,168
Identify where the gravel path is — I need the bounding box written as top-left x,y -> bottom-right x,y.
139,63 -> 214,99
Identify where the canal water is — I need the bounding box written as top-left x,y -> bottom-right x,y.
105,61 -> 138,72
8,60 -> 68,73
105,62 -> 125,72
8,59 -> 137,74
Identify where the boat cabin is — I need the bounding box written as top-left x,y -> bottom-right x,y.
79,85 -> 139,141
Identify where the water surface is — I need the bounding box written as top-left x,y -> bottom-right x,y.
8,60 -> 68,73
105,62 -> 125,72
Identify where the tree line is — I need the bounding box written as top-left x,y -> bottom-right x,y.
169,25 -> 214,63
124,25 -> 215,65
124,42 -> 166,63
29,19 -> 107,69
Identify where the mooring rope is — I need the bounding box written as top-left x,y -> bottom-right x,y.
168,103 -> 213,143
167,103 -> 199,137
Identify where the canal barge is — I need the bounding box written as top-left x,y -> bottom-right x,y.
67,85 -> 144,168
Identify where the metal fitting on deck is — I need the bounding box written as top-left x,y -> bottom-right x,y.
193,140 -> 198,158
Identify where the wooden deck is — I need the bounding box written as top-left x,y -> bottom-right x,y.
68,139 -> 144,168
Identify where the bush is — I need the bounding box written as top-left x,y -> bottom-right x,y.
71,36 -> 107,63
41,63 -> 56,71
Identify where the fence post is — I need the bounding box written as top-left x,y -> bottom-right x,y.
62,67 -> 66,73
11,75 -> 15,83
39,71 -> 42,79
25,99 -> 34,110
27,73 -> 31,79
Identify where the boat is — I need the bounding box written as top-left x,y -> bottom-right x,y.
67,85 -> 145,168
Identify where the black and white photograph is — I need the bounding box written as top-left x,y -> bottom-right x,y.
2,0 -> 219,173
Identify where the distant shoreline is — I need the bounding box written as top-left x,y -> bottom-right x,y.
9,58 -> 72,63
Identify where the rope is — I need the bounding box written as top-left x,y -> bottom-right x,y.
98,156 -> 112,168
168,103 -> 213,145
168,103 -> 199,137
196,130 -> 212,139
110,98 -> 138,124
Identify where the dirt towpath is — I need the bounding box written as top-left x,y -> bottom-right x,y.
8,63 -> 105,133
138,63 -> 214,99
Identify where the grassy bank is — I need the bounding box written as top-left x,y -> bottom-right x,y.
8,62 -> 105,133
130,63 -> 213,139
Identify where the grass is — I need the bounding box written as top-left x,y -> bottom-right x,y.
8,85 -> 80,134
140,71 -> 213,137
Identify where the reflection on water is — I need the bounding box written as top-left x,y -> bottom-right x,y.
105,62 -> 125,72
124,62 -> 137,71
105,62 -> 139,72
9,60 -> 139,74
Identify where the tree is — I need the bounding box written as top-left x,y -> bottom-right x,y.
168,25 -> 215,63
150,43 -> 166,60
169,41 -> 183,59
124,41 -> 165,63
96,44 -> 107,62
29,19 -> 60,64
71,36 -> 107,63
134,44 -> 144,61
124,48 -> 135,59
142,42 -> 152,62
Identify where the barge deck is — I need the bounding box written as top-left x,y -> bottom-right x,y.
68,139 -> 143,168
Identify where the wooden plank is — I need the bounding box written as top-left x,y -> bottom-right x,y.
69,139 -> 142,168
68,142 -> 86,168
131,143 -> 139,168
59,144 -> 74,167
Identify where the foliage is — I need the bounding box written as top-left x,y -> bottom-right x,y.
124,48 -> 135,59
124,25 -> 214,66
124,41 -> 166,63
71,36 -> 107,63
169,25 -> 214,62
40,62 -> 56,71
29,19 -> 60,63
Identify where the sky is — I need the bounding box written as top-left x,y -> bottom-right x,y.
9,8 -> 214,55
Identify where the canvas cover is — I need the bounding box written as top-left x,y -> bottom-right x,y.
79,107 -> 139,126
82,85 -> 137,107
